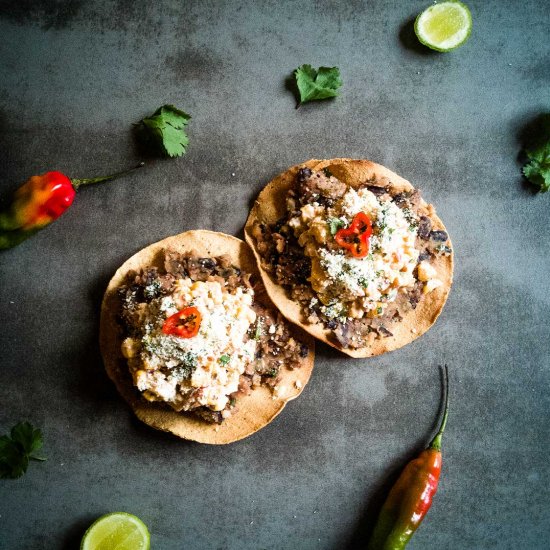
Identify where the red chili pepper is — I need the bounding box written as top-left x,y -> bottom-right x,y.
367,365 -> 449,550
0,163 -> 144,250
162,307 -> 202,338
334,212 -> 373,258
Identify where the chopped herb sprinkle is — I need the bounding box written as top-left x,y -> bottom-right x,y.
218,354 -> 231,366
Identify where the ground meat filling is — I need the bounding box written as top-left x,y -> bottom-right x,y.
117,250 -> 308,423
251,169 -> 452,349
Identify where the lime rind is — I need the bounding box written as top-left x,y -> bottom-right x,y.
414,1 -> 472,52
81,512 -> 151,550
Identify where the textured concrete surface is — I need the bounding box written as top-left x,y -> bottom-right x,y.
0,1 -> 549,549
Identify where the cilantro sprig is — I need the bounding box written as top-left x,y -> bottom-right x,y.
328,217 -> 347,236
522,113 -> 550,193
0,422 -> 46,479
293,65 -> 342,108
138,104 -> 191,157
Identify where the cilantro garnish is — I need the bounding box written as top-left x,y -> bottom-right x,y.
0,422 -> 46,479
138,104 -> 191,157
522,114 -> 550,193
218,354 -> 231,366
328,217 -> 347,236
293,65 -> 342,108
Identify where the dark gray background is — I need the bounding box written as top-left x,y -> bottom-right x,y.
0,1 -> 548,548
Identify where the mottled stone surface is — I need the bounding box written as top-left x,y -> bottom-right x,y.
0,1 -> 548,549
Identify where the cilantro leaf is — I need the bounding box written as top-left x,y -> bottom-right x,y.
522,113 -> 550,193
11,421 -> 43,455
293,65 -> 342,107
523,149 -> 550,192
328,217 -> 347,236
0,422 -> 46,479
0,438 -> 28,479
139,105 -> 191,158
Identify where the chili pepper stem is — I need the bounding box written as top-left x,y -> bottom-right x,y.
429,364 -> 449,452
70,162 -> 145,190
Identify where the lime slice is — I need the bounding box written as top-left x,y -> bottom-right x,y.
80,512 -> 150,550
414,1 -> 472,52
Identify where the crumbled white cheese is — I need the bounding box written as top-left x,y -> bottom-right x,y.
159,296 -> 178,316
316,198 -> 418,312
340,187 -> 379,218
123,279 -> 258,412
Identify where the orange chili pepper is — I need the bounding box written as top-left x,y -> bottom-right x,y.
0,164 -> 143,250
367,365 -> 449,550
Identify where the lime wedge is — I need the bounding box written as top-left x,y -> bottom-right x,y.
80,512 -> 150,550
414,1 -> 472,52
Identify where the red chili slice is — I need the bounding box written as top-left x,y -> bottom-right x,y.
162,306 -> 202,338
335,212 -> 373,258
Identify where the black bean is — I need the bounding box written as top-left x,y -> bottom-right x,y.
418,249 -> 432,262
408,283 -> 423,309
417,216 -> 432,239
430,230 -> 449,242
367,185 -> 388,197
199,258 -> 216,270
393,192 -> 408,206
316,195 -> 334,207
297,167 -> 312,182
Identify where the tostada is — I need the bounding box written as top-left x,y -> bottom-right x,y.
100,230 -> 315,444
245,158 -> 453,358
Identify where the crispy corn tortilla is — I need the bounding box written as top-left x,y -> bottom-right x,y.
244,159 -> 454,358
100,230 -> 315,444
